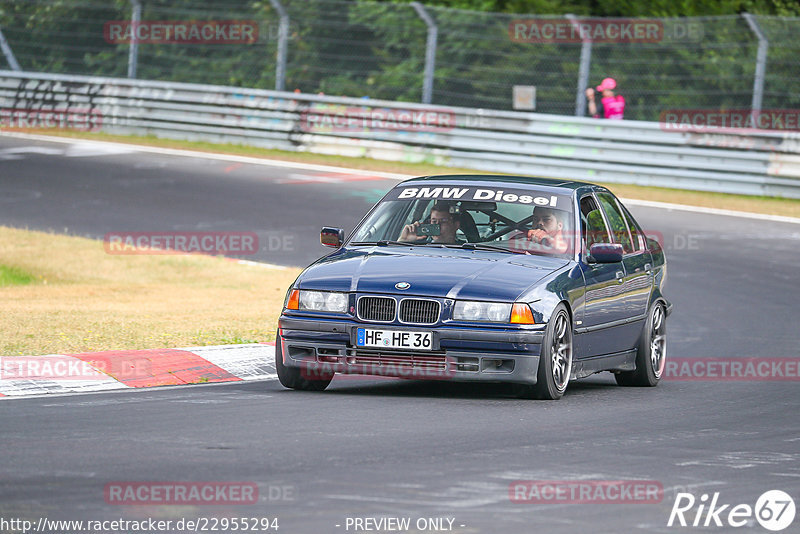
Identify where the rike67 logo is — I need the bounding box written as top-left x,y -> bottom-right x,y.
668,490 -> 795,531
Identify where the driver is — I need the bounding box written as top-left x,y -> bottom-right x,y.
520,206 -> 570,254
399,201 -> 463,244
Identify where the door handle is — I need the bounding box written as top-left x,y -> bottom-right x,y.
616,270 -> 624,283
644,263 -> 652,274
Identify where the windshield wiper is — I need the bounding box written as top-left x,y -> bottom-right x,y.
349,240 -> 418,247
457,242 -> 529,255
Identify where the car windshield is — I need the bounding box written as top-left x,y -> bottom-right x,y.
349,184 -> 575,257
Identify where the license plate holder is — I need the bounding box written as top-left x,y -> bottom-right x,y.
355,328 -> 434,351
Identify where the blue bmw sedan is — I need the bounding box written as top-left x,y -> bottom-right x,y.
276,175 -> 671,399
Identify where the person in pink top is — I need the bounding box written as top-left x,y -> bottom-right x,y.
585,77 -> 625,120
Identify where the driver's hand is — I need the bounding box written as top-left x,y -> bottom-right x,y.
399,221 -> 421,242
527,229 -> 552,246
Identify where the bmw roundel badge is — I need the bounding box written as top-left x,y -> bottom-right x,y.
395,281 -> 411,290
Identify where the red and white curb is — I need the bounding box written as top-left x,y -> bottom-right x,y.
0,343 -> 276,398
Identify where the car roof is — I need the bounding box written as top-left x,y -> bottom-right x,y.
399,174 -> 597,192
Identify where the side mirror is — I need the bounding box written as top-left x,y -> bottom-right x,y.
320,227 -> 345,248
588,243 -> 623,263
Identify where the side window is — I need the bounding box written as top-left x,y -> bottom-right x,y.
620,205 -> 644,252
597,192 -> 634,253
580,195 -> 610,251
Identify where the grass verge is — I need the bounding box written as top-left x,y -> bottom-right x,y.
0,264 -> 36,287
0,226 -> 300,356
7,128 -> 800,219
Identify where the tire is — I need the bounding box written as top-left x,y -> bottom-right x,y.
615,302 -> 666,387
275,330 -> 333,391
518,304 -> 573,400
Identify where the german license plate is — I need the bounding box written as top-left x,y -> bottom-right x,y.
356,328 -> 433,351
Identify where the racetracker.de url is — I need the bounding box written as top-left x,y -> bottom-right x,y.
0,516 -> 280,533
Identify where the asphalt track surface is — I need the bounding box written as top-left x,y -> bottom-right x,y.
1,135 -> 799,533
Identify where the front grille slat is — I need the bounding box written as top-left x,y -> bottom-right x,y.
358,296 -> 440,324
399,299 -> 440,324
358,296 -> 396,322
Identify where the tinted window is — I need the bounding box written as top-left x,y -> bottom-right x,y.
597,192 -> 633,253
580,195 -> 610,250
620,205 -> 644,252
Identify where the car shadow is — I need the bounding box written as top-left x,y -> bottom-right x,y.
319,374 -> 621,401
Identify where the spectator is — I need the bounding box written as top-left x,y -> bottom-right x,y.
586,77 -> 625,120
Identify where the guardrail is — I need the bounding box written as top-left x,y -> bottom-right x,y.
1,70 -> 799,198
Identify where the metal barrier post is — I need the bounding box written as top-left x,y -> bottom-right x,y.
127,0 -> 141,79
411,2 -> 437,104
567,14 -> 592,117
0,26 -> 21,71
742,13 -> 768,127
269,0 -> 289,92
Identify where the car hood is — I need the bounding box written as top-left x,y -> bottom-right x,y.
297,246 -> 570,302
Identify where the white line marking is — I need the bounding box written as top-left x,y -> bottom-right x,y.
0,378 -> 128,397
64,142 -> 136,158
0,146 -> 64,155
226,258 -> 289,270
280,173 -> 349,184
0,132 -> 407,179
0,146 -> 64,160
621,197 -> 800,225
1,371 -> 279,400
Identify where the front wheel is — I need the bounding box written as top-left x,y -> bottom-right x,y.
275,330 -> 333,391
615,302 -> 666,387
517,304 -> 573,400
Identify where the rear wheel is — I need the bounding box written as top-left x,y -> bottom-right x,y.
275,330 -> 333,391
615,302 -> 666,387
517,304 -> 572,400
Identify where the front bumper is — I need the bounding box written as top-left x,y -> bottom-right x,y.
278,316 -> 545,385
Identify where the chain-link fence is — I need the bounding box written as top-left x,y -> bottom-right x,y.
1,0 -> 798,121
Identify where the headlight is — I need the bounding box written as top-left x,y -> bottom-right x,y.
293,290 -> 348,313
453,301 -> 512,322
